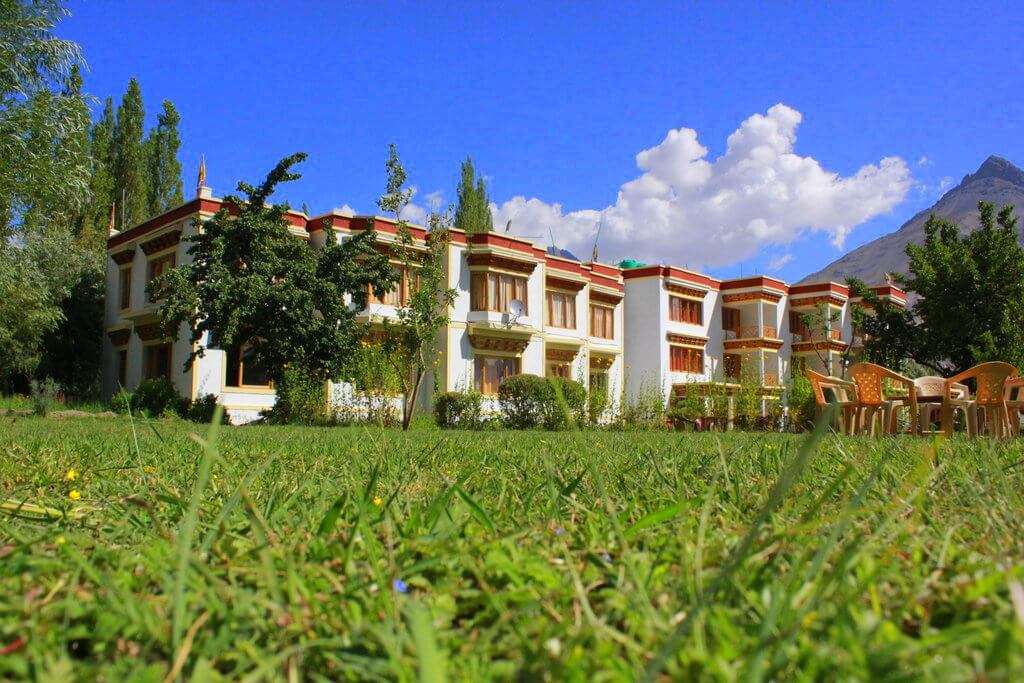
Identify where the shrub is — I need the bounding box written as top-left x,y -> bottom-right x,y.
667,385 -> 704,430
110,388 -> 134,414
786,371 -> 816,432
184,393 -> 229,424
617,383 -> 668,430
29,378 -> 62,416
262,367 -> 327,425
587,382 -> 609,424
499,374 -> 549,429
434,390 -> 482,429
549,377 -> 586,429
132,378 -> 183,417
499,375 -> 586,430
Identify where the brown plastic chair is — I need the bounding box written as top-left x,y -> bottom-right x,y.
914,376 -> 968,434
804,369 -> 858,434
848,362 -> 918,436
1002,376 -> 1024,437
941,362 -> 1020,438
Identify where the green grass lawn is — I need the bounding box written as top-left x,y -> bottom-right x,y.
3,414 -> 1024,680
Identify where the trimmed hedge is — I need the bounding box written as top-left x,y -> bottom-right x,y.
434,391 -> 483,429
498,374 -> 586,430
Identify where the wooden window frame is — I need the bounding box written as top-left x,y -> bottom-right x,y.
368,265 -> 421,307
669,295 -> 702,325
669,345 -> 703,374
547,362 -> 571,379
546,290 -> 576,329
589,303 -> 615,339
143,342 -> 173,381
474,354 -> 520,395
225,342 -> 272,389
470,271 -> 528,314
118,266 -> 132,310
146,252 -> 176,303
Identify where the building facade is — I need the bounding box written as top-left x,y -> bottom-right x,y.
103,187 -> 902,424
103,191 -> 627,423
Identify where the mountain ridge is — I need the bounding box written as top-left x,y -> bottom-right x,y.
799,155 -> 1024,285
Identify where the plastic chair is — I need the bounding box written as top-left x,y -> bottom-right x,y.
942,362 -> 1020,438
1002,376 -> 1024,437
848,362 -> 918,436
804,369 -> 858,435
914,376 -> 967,433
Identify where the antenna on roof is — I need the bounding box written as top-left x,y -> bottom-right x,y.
591,216 -> 604,262
505,218 -> 512,233
548,226 -> 558,252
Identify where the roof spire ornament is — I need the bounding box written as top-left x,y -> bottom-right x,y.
196,155 -> 211,198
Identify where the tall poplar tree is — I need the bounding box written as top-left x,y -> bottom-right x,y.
76,96 -> 115,250
453,157 -> 493,235
112,78 -> 148,229
146,99 -> 183,215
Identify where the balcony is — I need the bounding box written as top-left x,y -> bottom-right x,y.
736,325 -> 778,339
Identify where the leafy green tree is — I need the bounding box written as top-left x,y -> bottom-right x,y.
453,156 -> 493,234
76,96 -> 117,251
112,77 -> 148,229
146,99 -> 183,216
374,145 -> 458,430
851,202 -> 1024,375
0,0 -> 91,239
0,230 -> 100,389
152,153 -> 398,391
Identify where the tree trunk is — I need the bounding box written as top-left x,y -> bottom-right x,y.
402,369 -> 424,431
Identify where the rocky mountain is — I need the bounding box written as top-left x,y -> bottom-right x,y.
800,155 -> 1024,284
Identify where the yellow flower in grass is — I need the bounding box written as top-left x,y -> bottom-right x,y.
372,496 -> 383,507
68,489 -> 81,501
65,469 -> 78,482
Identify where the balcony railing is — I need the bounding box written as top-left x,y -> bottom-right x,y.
763,372 -> 780,386
735,325 -> 777,339
792,329 -> 841,343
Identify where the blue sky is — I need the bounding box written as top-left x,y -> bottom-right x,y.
60,1 -> 1024,281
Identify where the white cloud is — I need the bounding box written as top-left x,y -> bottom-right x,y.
768,253 -> 794,271
425,190 -> 444,211
917,155 -> 932,167
491,104 -> 912,268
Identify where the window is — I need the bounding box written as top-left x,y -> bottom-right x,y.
724,353 -> 741,379
119,267 -> 132,310
590,304 -> 614,339
225,343 -> 271,388
669,296 -> 702,324
723,307 -> 741,334
470,272 -> 528,313
790,311 -> 810,338
147,253 -> 175,302
548,362 -> 571,379
117,349 -> 128,387
546,290 -> 576,329
669,345 -> 703,373
368,267 -> 421,306
474,355 -> 519,394
143,343 -> 172,380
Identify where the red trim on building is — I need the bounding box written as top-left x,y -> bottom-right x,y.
469,231 -> 543,257
720,275 -> 789,293
789,281 -> 850,298
108,197 -> 307,249
545,255 -> 587,276
621,265 -> 721,291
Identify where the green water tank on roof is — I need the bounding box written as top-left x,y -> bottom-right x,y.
618,258 -> 647,269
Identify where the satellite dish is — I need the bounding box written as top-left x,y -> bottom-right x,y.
505,299 -> 525,328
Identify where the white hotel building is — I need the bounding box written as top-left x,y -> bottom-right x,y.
102,186 -> 903,423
